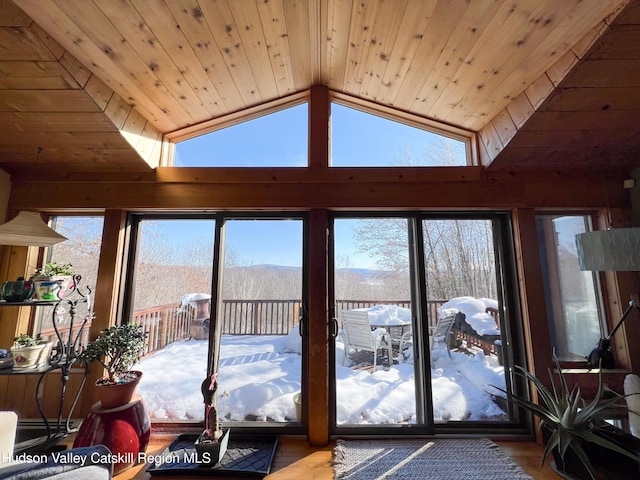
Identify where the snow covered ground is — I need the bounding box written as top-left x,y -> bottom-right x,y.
136,329 -> 507,424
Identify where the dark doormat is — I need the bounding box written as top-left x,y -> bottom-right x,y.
146,433 -> 278,477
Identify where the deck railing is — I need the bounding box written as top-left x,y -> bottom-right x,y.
129,299 -> 461,355
221,299 -> 301,335
131,303 -> 193,356
220,299 -> 450,336
41,299 -> 501,361
43,299 -> 497,357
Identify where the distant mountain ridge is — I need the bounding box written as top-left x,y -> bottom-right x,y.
242,264 -> 387,276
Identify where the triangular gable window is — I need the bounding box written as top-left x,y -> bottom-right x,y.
330,103 -> 467,167
174,103 -> 308,167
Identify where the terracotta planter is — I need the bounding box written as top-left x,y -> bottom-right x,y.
97,370 -> 143,409
11,342 -> 52,369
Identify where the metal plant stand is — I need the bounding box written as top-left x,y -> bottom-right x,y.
34,274 -> 93,448
0,275 -> 93,452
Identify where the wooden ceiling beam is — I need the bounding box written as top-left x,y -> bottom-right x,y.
6,175 -> 626,211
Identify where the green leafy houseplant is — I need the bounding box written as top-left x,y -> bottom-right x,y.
13,333 -> 41,347
81,323 -> 147,385
495,354 -> 640,480
31,262 -> 75,300
33,262 -> 74,277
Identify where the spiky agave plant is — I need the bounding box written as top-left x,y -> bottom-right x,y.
495,354 -> 640,480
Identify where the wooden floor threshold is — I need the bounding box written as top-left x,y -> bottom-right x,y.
107,434 -> 558,480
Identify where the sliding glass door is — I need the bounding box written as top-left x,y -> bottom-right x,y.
216,218 -> 304,425
423,218 -> 510,424
332,216 -> 418,427
331,213 -> 518,433
128,214 -> 305,427
127,217 -> 216,421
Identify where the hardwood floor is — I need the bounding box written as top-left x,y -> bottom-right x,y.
106,435 -> 558,480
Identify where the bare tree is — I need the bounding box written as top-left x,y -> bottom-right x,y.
48,216 -> 103,291
353,218 -> 409,273
423,219 -> 496,299
392,137 -> 465,167
351,217 -> 497,301
334,255 -> 364,300
131,222 -> 213,310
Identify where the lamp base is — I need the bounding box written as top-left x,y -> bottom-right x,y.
586,338 -> 615,369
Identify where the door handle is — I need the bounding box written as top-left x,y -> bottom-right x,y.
298,305 -> 307,337
329,317 -> 339,338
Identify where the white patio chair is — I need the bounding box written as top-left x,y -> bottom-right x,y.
398,329 -> 413,362
430,313 -> 457,367
340,310 -> 393,370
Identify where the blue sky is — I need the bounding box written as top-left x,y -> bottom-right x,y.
160,104 -> 467,267
146,217 -> 376,269
174,103 -> 466,167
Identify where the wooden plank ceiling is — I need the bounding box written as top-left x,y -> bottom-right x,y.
0,0 -> 639,175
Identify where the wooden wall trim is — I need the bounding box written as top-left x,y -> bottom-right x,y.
307,209 -> 329,446
511,208 -> 553,443
306,86 -> 330,445
309,85 -> 329,171
82,208 -> 128,414
10,166 -> 627,185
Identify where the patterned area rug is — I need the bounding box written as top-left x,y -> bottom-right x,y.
333,438 -> 533,480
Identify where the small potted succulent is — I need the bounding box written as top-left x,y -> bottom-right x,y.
11,333 -> 52,369
81,323 -> 148,409
31,262 -> 75,300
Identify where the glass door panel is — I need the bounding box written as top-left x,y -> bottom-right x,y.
131,218 -> 215,421
333,217 -> 416,426
422,218 -> 509,423
217,218 -> 303,424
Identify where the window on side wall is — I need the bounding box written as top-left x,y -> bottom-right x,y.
33,215 -> 104,342
535,214 -> 605,362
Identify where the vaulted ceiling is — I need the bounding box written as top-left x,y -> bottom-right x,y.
1,0 -> 639,176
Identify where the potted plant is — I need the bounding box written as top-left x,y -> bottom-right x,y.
195,372 -> 230,465
11,333 -> 52,369
81,323 -> 148,409
31,262 -> 75,300
495,354 -> 640,479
